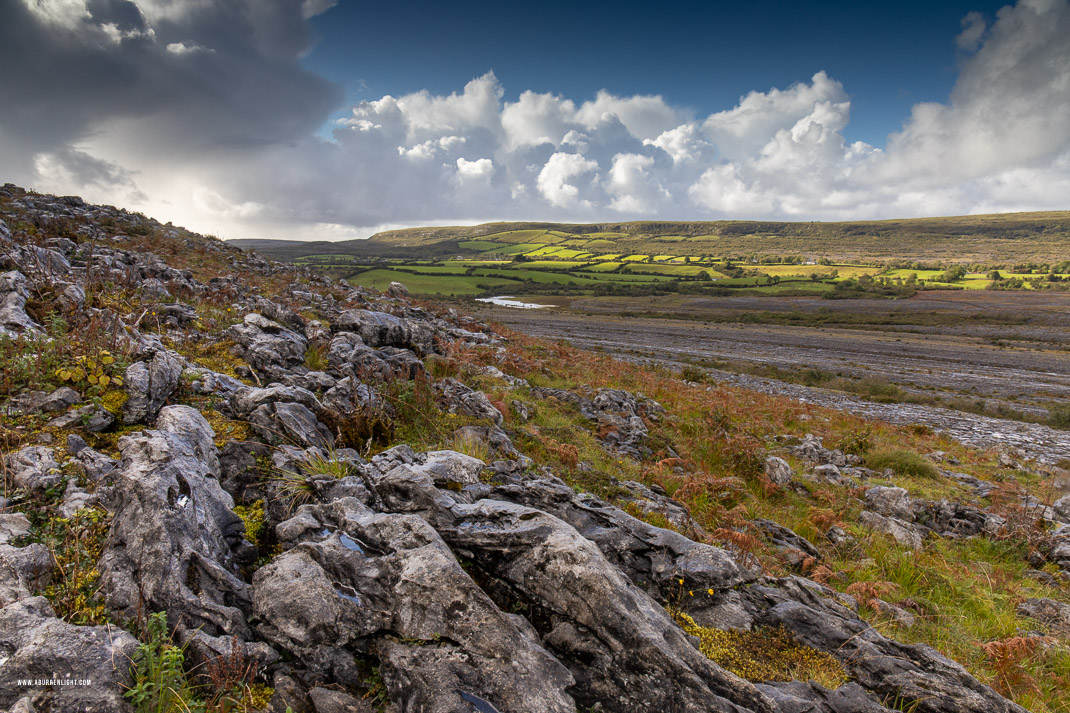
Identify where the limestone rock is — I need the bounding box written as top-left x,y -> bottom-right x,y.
122,349 -> 183,424
99,406 -> 253,640
859,510 -> 924,550
5,446 -> 62,494
864,486 -> 914,521
255,498 -> 576,713
434,378 -> 503,426
764,456 -> 794,485
226,313 -> 308,378
1016,597 -> 1070,634
763,600 -> 1028,713
0,596 -> 138,712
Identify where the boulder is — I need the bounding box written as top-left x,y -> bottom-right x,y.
0,596 -> 138,712
810,463 -> 845,485
790,434 -> 847,467
1016,597 -> 1070,633
763,600 -> 1028,713
434,378 -> 503,426
764,456 -> 794,486
47,405 -> 114,432
752,518 -> 822,564
333,309 -> 412,349
228,384 -> 324,416
913,500 -> 1004,539
0,270 -> 39,336
755,681 -> 895,713
419,450 -> 486,488
530,385 -> 662,457
6,387 -> 82,415
4,446 -> 62,494
99,406 -> 254,642
864,486 -> 914,521
0,513 -> 32,545
254,498 -> 576,713
0,542 -> 53,603
1053,493 -> 1070,523
859,511 -> 924,550
485,474 -> 753,598
248,401 -> 334,450
226,313 -> 308,378
428,498 -> 776,713
326,332 -> 424,381
122,349 -> 183,423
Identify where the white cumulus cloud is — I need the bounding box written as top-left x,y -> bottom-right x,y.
537,153 -> 600,209
1,0 -> 1068,240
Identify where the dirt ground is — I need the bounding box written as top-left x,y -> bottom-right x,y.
469,290 -> 1070,463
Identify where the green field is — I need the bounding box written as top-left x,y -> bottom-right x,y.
581,262 -> 625,272
485,243 -> 543,255
348,269 -> 514,295
626,264 -> 723,277
484,229 -> 562,244
243,210 -> 1070,267
457,240 -> 506,251
752,264 -> 882,278
518,260 -> 592,269
260,212 -> 1070,299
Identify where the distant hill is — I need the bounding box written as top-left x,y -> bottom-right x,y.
229,211 -> 1070,264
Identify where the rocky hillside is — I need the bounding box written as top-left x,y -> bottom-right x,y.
1,183 -> 1069,713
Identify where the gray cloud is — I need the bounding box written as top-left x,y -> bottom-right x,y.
0,0 -> 339,172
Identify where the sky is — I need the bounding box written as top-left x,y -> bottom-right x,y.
1,0 -> 1068,241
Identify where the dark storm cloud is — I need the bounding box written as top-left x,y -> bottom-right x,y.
0,0 -> 340,182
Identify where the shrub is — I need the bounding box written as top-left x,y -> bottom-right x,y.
865,449 -> 938,479
1047,403 -> 1070,430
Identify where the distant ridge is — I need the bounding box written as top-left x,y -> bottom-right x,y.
229,210 -> 1070,264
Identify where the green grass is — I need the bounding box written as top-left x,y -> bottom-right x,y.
480,229 -> 563,244
626,264 -> 723,277
752,264 -> 882,278
581,261 -> 624,272
473,268 -> 605,286
484,242 -> 544,255
348,270 -> 514,295
513,260 -> 592,269
525,245 -> 568,256
584,272 -> 667,282
458,240 -> 506,251
441,259 -> 513,267
389,265 -> 471,274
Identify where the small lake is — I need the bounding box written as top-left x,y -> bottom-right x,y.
475,295 -> 553,309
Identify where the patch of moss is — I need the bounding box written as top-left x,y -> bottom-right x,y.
201,406 -> 251,447
233,500 -> 266,545
670,609 -> 847,688
170,337 -> 249,381
100,389 -> 128,415
239,683 -> 274,711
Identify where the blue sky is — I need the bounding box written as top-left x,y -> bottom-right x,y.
303,0 -> 1008,148
1,0 -> 1067,240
